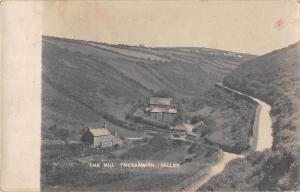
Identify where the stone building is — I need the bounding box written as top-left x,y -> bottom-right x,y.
145,97 -> 177,121
81,123 -> 122,148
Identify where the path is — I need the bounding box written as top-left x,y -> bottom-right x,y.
184,84 -> 273,191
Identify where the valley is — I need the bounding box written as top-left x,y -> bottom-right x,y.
42,36 -> 299,191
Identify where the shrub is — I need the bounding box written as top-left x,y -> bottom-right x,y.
191,115 -> 205,124
54,128 -> 70,143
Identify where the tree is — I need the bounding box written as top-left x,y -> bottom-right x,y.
191,115 -> 205,124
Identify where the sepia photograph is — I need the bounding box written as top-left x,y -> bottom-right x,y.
41,1 -> 300,191
1,0 -> 299,192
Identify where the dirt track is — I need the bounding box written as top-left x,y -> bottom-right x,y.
184,84 -> 273,192
251,98 -> 273,151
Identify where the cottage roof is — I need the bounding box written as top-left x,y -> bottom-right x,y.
150,97 -> 173,106
89,128 -> 111,137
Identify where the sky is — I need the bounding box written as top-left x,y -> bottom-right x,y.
43,0 -> 299,55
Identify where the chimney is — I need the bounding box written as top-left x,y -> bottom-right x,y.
104,122 -> 107,129
114,131 -> 118,138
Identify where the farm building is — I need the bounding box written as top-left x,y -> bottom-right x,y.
193,121 -> 209,136
145,97 -> 177,121
193,120 -> 208,128
81,123 -> 122,148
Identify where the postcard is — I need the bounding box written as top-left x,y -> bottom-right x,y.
1,1 -> 299,191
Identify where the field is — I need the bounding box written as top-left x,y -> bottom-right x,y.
42,136 -> 220,191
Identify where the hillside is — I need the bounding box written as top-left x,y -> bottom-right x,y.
201,42 -> 300,191
189,85 -> 258,153
42,36 -> 254,140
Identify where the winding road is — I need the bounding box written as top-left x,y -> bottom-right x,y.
184,84 -> 273,192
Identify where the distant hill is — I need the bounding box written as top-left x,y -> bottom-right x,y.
42,36 -> 254,140
201,42 -> 300,191
43,36 -> 254,97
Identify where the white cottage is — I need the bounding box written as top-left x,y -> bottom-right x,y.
81,123 -> 122,148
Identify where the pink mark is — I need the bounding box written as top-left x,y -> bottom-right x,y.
275,18 -> 285,29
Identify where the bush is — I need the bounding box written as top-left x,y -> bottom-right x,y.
172,114 -> 184,125
191,115 -> 205,124
54,128 -> 70,143
126,114 -> 169,129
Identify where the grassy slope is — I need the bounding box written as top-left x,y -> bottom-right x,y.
200,42 -> 300,191
42,36 -> 257,191
42,135 -> 219,191
42,36 -> 254,139
191,86 -> 257,153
